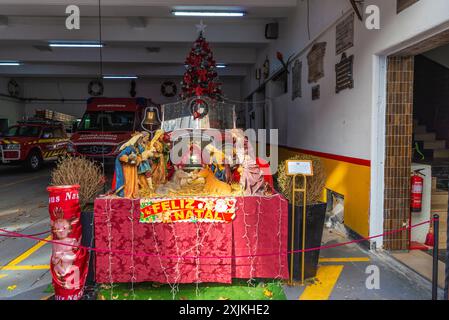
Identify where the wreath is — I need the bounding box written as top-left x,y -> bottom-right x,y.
161,80 -> 177,98
88,80 -> 104,96
189,97 -> 209,120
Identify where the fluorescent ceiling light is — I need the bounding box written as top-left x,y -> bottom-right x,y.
0,61 -> 21,66
49,42 -> 103,48
172,10 -> 245,17
216,63 -> 227,68
103,75 -> 138,79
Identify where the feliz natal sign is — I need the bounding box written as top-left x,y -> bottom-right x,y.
139,197 -> 237,223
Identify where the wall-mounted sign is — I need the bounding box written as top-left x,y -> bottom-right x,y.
335,52 -> 354,93
286,160 -> 314,176
312,85 -> 320,100
307,42 -> 327,83
255,68 -> 261,80
292,59 -> 302,100
336,13 -> 354,55
262,56 -> 270,79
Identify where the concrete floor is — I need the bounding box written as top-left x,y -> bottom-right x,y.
0,164 -> 53,300
0,163 -> 445,300
285,230 -> 444,300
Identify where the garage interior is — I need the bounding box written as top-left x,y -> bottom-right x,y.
0,0 -> 448,300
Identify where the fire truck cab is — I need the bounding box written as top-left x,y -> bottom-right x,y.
68,97 -> 153,162
0,119 -> 69,171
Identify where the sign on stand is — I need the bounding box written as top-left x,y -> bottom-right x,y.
286,160 -> 314,176
286,160 -> 314,286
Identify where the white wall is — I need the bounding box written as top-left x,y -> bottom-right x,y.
243,0 -> 449,244
0,77 -> 25,126
245,0 -> 449,160
23,77 -> 243,118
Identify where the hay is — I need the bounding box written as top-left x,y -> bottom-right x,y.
276,154 -> 326,205
50,156 -> 105,210
139,181 -> 244,198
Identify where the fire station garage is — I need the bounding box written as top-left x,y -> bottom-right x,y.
0,0 -> 448,302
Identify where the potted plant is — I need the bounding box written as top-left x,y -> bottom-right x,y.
276,154 -> 327,281
50,156 -> 105,290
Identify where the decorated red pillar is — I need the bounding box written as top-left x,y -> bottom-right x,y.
47,185 -> 89,300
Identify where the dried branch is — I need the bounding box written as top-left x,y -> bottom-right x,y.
50,156 -> 105,210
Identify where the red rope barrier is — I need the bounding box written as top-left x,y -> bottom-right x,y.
0,219 -> 434,260
0,230 -> 51,238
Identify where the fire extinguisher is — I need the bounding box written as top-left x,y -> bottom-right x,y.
411,169 -> 425,213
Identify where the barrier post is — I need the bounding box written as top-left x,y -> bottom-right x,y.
289,174 -> 307,286
432,214 -> 439,300
445,187 -> 449,300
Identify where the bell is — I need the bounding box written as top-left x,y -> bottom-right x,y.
143,110 -> 160,126
141,106 -> 161,139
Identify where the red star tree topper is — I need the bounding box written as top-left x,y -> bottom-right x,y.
180,31 -> 223,101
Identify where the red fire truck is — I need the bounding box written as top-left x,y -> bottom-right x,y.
68,97 -> 153,162
0,119 -> 69,171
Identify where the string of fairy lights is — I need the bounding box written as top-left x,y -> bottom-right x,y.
195,223 -> 201,296
106,198 -> 114,300
129,200 -> 137,300
169,222 -> 182,297
102,194 -> 286,300
276,196 -> 285,281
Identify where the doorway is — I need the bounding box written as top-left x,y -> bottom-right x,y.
383,29 -> 449,251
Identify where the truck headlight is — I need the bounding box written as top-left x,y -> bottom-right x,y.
5,144 -> 20,150
67,143 -> 76,153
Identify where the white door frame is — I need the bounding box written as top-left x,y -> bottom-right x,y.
370,54 -> 387,250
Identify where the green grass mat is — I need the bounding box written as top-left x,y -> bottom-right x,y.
97,280 -> 287,300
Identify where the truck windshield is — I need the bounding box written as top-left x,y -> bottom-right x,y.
77,111 -> 135,132
4,126 -> 41,137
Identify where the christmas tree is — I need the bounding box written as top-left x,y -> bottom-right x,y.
180,27 -> 223,101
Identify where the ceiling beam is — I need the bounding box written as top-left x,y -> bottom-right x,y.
0,45 -> 258,64
0,0 -> 297,7
0,17 -> 270,45
0,63 -> 249,77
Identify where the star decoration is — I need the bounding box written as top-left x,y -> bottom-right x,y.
195,20 -> 207,35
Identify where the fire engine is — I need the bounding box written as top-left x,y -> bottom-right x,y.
68,97 -> 156,163
0,119 -> 69,171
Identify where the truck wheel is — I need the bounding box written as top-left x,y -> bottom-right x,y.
25,150 -> 43,171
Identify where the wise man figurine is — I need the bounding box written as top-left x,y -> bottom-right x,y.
114,133 -> 143,198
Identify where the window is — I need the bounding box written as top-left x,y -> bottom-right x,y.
397,0 -> 419,13
52,127 -> 65,138
78,111 -> 135,132
4,126 -> 41,137
41,127 -> 54,139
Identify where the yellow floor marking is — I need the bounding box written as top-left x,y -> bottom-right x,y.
1,265 -> 50,271
0,174 -> 48,189
0,274 -> 7,279
1,235 -> 51,270
319,257 -> 370,263
299,265 -> 344,300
